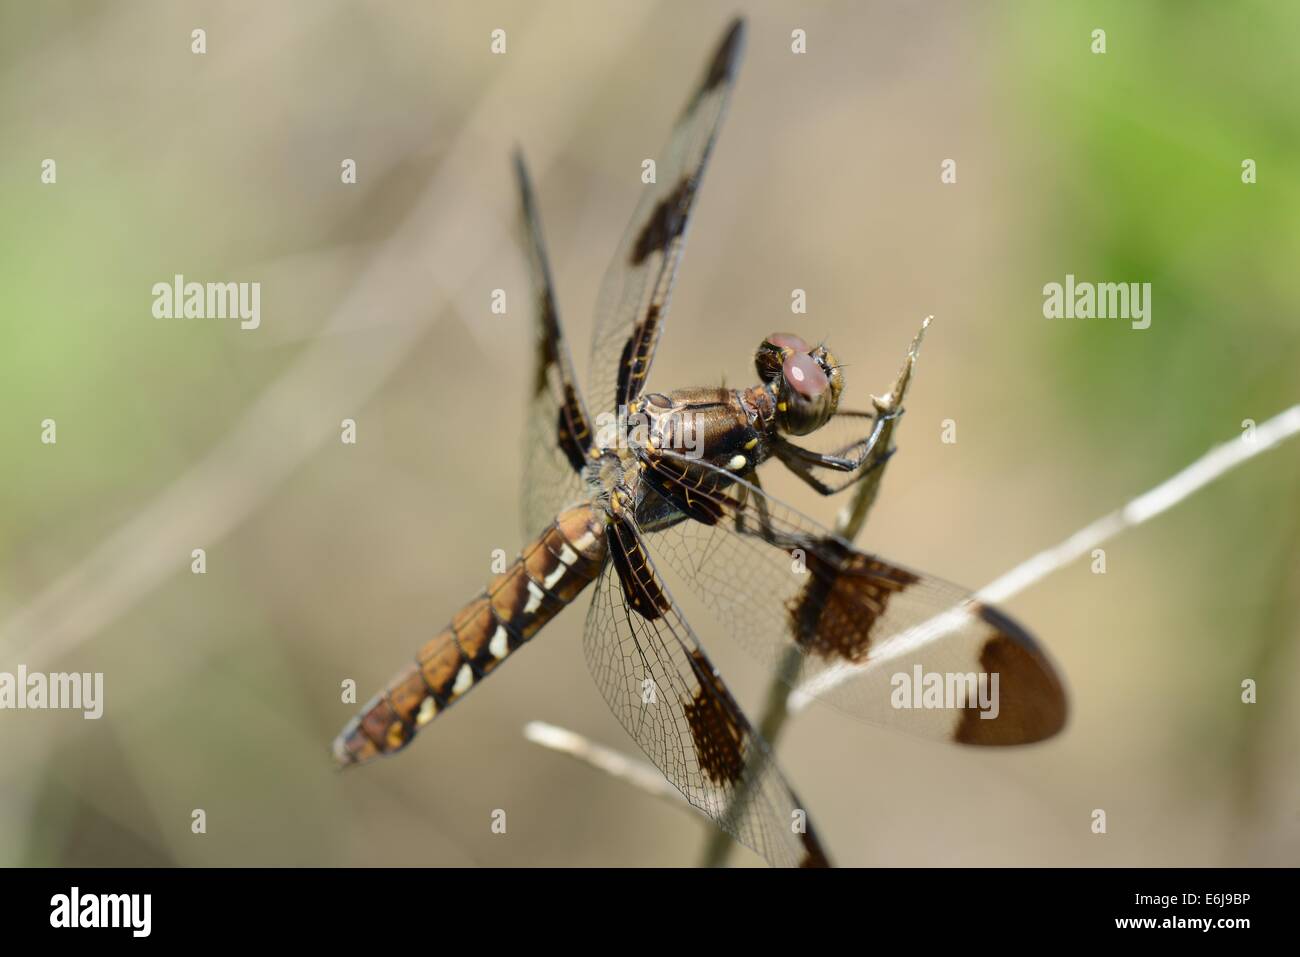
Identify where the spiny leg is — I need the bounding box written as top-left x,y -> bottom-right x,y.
774,408 -> 898,496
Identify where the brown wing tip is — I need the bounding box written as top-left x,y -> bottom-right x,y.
953,602 -> 1069,746
701,18 -> 747,95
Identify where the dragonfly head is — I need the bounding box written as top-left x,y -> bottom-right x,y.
755,332 -> 843,436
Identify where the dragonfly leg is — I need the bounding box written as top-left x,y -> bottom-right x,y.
773,408 -> 898,496
733,470 -> 775,539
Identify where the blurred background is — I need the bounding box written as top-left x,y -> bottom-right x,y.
1,0 -> 1297,867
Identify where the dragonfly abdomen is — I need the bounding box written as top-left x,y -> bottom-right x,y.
333,504 -> 607,767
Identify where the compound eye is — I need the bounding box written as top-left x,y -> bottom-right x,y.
783,351 -> 828,399
766,332 -> 809,353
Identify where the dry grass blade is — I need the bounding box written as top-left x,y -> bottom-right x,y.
523,721 -> 690,810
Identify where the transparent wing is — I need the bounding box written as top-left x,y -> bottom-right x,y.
583,514 -> 830,867
637,448 -> 1069,745
514,151 -> 594,536
585,18 -> 746,418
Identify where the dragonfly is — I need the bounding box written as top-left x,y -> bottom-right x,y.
333,17 -> 1067,868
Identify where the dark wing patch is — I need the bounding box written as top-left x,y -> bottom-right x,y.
586,18 -> 747,416
630,179 -> 696,266
583,523 -> 831,867
556,383 -> 591,473
637,449 -> 1069,746
532,284 -> 561,394
607,513 -> 670,620
514,151 -> 594,535
615,303 -> 664,413
683,649 -> 746,786
792,537 -> 920,662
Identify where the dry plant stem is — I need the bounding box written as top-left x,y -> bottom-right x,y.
977,403 -> 1300,603
522,722 -> 689,810
699,316 -> 933,868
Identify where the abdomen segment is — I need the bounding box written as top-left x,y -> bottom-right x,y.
333,504 -> 607,767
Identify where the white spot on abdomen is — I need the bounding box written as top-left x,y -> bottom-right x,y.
488,625 -> 510,659
542,562 -> 567,590
524,580 -> 545,615
452,664 -> 474,696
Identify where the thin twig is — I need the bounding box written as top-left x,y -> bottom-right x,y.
791,403 -> 1300,709
836,315 -> 933,541
522,721 -> 690,810
700,316 -> 933,867
979,404 -> 1300,603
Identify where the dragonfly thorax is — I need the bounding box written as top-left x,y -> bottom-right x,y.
623,387 -> 777,478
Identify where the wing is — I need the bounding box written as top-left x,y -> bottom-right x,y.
515,151 -> 595,536
584,512 -> 831,867
585,18 -> 746,419
636,448 -> 1069,745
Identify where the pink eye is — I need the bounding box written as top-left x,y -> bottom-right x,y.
766,332 -> 808,353
783,352 -> 827,398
